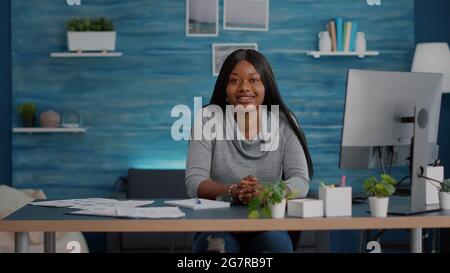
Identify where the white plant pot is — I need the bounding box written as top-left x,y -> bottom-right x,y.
67,31 -> 116,52
439,192 -> 450,210
270,199 -> 287,219
368,197 -> 389,218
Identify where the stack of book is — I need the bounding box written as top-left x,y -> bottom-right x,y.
326,18 -> 359,52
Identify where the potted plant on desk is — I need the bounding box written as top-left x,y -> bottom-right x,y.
424,177 -> 450,210
364,174 -> 397,218
248,181 -> 297,219
438,179 -> 450,210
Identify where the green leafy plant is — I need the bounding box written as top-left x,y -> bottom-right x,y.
440,179 -> 450,193
248,181 -> 298,219
427,178 -> 450,193
67,17 -> 114,31
363,174 -> 397,198
17,102 -> 37,127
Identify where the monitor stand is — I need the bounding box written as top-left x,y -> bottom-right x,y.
387,105 -> 442,216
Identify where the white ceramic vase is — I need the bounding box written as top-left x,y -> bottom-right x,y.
368,197 -> 389,218
270,199 -> 287,219
40,110 -> 61,128
355,32 -> 367,53
318,31 -> 332,52
439,192 -> 450,210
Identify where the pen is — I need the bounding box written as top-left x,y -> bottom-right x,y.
340,175 -> 346,187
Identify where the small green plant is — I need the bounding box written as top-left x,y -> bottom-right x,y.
67,17 -> 114,31
440,179 -> 450,193
427,178 -> 450,193
248,181 -> 298,219
17,102 -> 37,127
363,174 -> 397,198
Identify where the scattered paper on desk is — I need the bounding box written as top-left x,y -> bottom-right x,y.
164,198 -> 230,210
31,198 -> 154,209
69,207 -> 119,217
68,207 -> 186,219
117,207 -> 186,219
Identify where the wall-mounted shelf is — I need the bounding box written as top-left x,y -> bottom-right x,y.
13,128 -> 87,134
50,52 -> 122,58
307,51 -> 379,58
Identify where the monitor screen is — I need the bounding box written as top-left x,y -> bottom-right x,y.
340,69 -> 443,170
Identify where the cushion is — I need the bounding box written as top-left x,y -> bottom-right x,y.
0,185 -> 35,220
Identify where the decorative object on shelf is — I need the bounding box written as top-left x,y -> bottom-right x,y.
363,174 -> 397,218
355,32 -> 367,53
67,17 -> 116,52
39,110 -> 61,128
318,31 -> 332,52
17,102 -> 37,128
62,110 -> 83,128
323,18 -> 364,53
186,0 -> 219,37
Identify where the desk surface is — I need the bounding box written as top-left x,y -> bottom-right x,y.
1,198 -> 450,232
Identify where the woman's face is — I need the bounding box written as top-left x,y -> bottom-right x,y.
226,60 -> 265,109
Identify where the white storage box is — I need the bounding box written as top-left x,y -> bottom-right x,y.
287,199 -> 324,218
319,187 -> 352,217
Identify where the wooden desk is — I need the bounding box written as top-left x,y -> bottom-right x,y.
1,197 -> 449,253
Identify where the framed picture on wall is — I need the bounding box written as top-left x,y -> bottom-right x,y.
212,43 -> 258,76
224,0 -> 269,31
186,0 -> 219,37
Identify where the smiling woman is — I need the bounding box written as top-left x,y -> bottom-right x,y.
185,49 -> 314,253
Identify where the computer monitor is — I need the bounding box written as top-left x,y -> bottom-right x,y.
340,69 -> 444,215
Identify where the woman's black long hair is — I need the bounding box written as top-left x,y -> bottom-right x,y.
209,49 -> 314,178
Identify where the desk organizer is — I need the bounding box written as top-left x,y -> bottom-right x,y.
319,187 -> 352,217
287,199 -> 324,218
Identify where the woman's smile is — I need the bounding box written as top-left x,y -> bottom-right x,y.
236,93 -> 256,105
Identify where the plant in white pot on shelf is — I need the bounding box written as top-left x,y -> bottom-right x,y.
17,102 -> 37,128
248,181 -> 297,219
363,174 -> 397,218
67,17 -> 116,52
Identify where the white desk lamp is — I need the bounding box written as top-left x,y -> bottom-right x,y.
412,42 -> 450,93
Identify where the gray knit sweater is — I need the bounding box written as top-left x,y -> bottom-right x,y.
185,109 -> 310,199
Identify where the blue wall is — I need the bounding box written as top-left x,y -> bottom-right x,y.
0,0 -> 11,186
11,0 -> 415,199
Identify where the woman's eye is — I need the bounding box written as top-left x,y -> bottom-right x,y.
230,79 -> 239,84
250,79 -> 258,83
